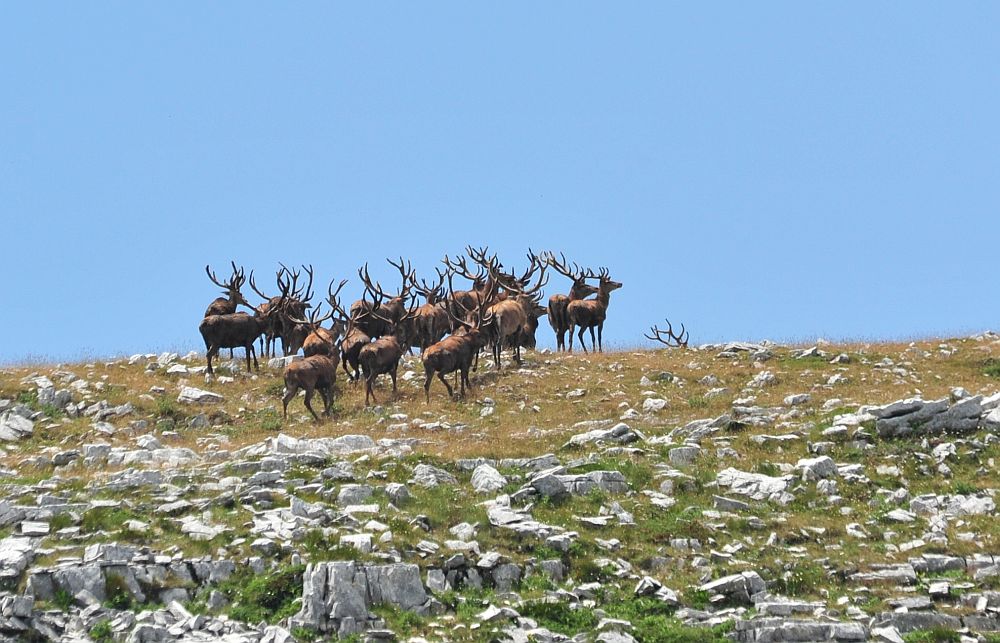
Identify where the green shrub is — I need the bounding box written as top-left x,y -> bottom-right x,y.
220,564 -> 305,624
903,628 -> 961,643
89,619 -> 113,643
518,601 -> 598,635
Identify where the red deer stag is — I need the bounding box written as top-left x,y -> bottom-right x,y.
276,264 -> 315,356
410,268 -> 451,353
199,289 -> 285,376
350,259 -> 414,339
204,262 -> 251,316
486,256 -> 548,368
282,354 -> 338,422
645,319 -> 689,348
297,280 -> 348,358
249,267 -> 292,358
358,283 -> 416,406
543,252 -> 599,352
204,262 -> 252,359
422,279 -> 495,401
567,267 -> 622,353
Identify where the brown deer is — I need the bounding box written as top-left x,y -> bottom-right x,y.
567,267 -> 622,353
486,257 -> 547,368
350,258 -> 414,338
543,252 -> 599,352
645,319 -> 689,348
249,267 -> 291,358
410,267 -> 451,353
442,253 -> 488,325
358,283 -> 416,406
282,354 -> 338,422
199,288 -> 285,376
204,262 -> 252,359
422,279 -> 495,401
297,280 -> 348,358
276,264 -> 315,356
204,262 -> 251,317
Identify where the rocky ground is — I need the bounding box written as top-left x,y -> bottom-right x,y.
2,334 -> 1000,642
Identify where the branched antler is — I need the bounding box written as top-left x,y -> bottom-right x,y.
645,319 -> 689,348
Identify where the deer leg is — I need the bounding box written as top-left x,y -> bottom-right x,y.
250,344 -> 259,372
578,326 -> 588,353
206,346 -> 218,376
597,322 -> 604,353
588,326 -> 596,353
424,369 -> 434,403
390,366 -> 398,395
282,383 -> 298,419
567,325 -> 574,352
439,371 -> 454,398
365,375 -> 376,405
303,388 -> 320,422
318,386 -> 332,417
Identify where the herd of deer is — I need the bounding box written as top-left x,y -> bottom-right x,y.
198,249 -> 688,422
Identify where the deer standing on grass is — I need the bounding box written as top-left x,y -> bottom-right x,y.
543,252 -> 599,352
567,267 -> 622,353
276,264 -> 315,356
297,280 -> 348,358
422,278 -> 495,401
645,319 -> 689,348
249,268 -> 292,358
486,255 -> 548,368
204,262 -> 252,359
410,268 -> 451,353
282,353 -> 338,422
199,287 -> 286,376
358,282 -> 416,406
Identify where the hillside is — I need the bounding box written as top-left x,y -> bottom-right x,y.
1,334 -> 1000,642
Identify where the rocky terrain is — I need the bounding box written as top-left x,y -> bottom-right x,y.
2,334 -> 1000,642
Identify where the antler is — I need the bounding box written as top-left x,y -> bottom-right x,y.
288,303 -> 334,328
545,251 -> 587,281
645,319 -> 689,348
443,254 -> 484,284
205,262 -> 243,290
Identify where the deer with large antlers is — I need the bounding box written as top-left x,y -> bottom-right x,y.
410,267 -> 452,353
249,267 -> 291,358
204,262 -> 251,317
199,287 -> 286,376
486,255 -> 548,368
422,277 -> 495,401
566,267 -> 622,353
290,281 -> 349,360
645,319 -> 689,348
358,281 -> 416,406
543,252 -> 599,352
275,264 -> 315,356
350,258 -> 414,339
204,262 -> 252,359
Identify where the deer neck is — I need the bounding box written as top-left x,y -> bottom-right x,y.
596,287 -> 613,308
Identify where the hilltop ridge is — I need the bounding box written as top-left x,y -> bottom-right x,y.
0,334 -> 999,642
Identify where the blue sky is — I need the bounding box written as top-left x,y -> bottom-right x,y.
2,4 -> 998,362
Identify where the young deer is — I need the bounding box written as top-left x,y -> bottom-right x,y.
282,354 -> 338,422
543,252 -> 599,352
567,267 -> 622,353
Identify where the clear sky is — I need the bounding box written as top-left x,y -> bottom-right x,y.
2,4 -> 998,362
